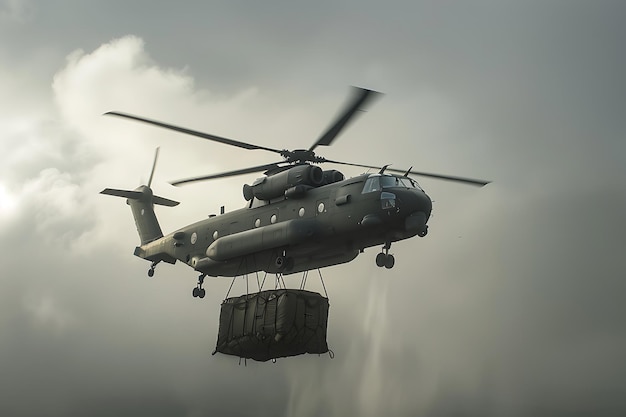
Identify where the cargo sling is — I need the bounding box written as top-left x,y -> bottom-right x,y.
213,289 -> 329,361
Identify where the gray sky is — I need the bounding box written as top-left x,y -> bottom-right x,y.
1,1 -> 626,415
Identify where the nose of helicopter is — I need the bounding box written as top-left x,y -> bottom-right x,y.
398,189 -> 432,235
398,189 -> 432,216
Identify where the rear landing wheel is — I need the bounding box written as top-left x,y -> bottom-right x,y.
147,261 -> 159,277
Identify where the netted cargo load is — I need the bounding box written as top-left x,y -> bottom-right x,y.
213,289 -> 329,361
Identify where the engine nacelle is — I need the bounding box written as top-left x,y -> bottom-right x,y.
243,164 -> 324,201
322,170 -> 344,185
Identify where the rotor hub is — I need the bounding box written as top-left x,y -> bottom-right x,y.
282,149 -> 323,164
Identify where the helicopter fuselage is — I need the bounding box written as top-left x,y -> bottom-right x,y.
101,87 -> 488,299
136,173 -> 432,277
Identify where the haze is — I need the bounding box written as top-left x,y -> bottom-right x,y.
1,1 -> 625,416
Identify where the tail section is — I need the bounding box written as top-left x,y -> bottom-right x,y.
100,147 -> 179,246
101,185 -> 179,245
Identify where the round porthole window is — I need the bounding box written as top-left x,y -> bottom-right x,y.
317,202 -> 325,213
298,207 -> 305,217
255,218 -> 261,227
270,214 -> 277,224
213,231 -> 219,240
190,232 -> 197,244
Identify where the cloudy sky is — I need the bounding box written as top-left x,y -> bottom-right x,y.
1,1 -> 626,415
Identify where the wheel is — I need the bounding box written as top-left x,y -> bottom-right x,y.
376,253 -> 386,267
275,256 -> 285,269
199,288 -> 206,298
384,254 -> 395,269
192,287 -> 199,298
148,268 -> 154,277
418,226 -> 428,237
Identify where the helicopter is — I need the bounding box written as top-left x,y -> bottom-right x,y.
101,87 -> 490,298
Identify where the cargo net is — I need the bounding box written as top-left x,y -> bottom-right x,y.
213,271 -> 331,362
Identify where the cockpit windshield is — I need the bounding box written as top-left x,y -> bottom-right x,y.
361,174 -> 422,193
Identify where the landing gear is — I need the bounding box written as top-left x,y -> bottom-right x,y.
192,274 -> 206,299
376,253 -> 395,269
148,261 -> 159,277
192,287 -> 206,298
418,226 -> 428,237
385,254 -> 395,269
376,242 -> 395,269
375,252 -> 386,267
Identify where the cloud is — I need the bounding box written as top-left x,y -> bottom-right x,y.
0,36 -> 297,417
2,2 -> 626,414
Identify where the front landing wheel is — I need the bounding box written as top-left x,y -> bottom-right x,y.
376,253 -> 386,267
384,254 -> 395,269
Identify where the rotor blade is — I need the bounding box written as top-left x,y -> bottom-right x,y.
324,159 -> 490,186
104,111 -> 284,155
309,87 -> 382,151
386,167 -> 491,186
170,162 -> 282,186
147,147 -> 160,188
322,158 -> 384,171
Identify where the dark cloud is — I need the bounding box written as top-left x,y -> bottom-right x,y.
1,1 -> 626,416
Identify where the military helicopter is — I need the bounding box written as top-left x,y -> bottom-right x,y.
101,87 -> 489,298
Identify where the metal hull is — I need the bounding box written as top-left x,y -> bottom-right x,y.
132,174 -> 432,278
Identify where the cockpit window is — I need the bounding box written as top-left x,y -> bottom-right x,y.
400,177 -> 423,190
362,174 -> 422,193
380,176 -> 400,188
361,176 -> 381,193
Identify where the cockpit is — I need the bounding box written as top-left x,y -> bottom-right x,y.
361,174 -> 422,194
